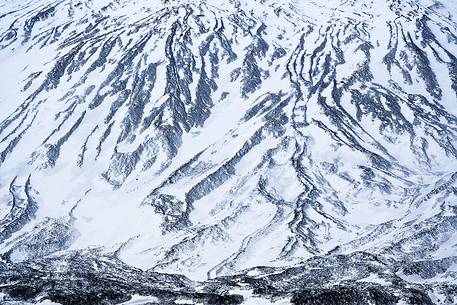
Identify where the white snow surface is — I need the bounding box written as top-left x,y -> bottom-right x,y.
0,0 -> 457,282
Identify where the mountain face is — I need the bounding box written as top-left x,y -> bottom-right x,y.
1,0 -> 457,304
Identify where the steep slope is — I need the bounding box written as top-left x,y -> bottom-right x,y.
0,0 -> 457,304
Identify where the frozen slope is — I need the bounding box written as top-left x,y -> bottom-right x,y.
0,0 -> 457,304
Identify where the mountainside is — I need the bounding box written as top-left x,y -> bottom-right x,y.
1,0 -> 457,304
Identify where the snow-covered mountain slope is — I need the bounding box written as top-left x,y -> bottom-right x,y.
1,0 -> 457,304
